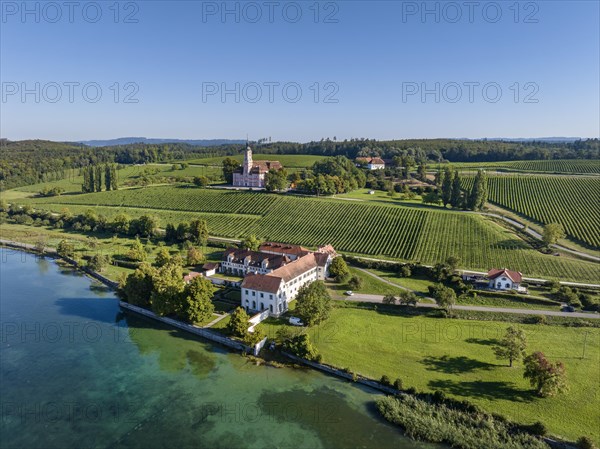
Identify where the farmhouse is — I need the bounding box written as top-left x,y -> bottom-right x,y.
487,268 -> 526,292
356,157 -> 385,170
240,245 -> 335,316
233,144 -> 282,188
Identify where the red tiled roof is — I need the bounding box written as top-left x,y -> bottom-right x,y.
202,262 -> 219,270
487,268 -> 522,283
250,161 -> 282,174
314,252 -> 330,267
317,244 -> 337,256
370,158 -> 385,165
184,271 -> 203,283
269,253 -> 318,282
241,273 -> 283,294
259,242 -> 310,257
356,157 -> 371,163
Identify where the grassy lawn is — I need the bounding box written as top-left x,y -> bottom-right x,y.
368,269 -> 433,295
306,305 -> 600,444
193,313 -> 221,327
326,267 -> 398,297
184,154 -> 329,168
458,292 -> 562,311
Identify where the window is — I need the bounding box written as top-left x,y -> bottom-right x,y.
245,290 -> 248,295
252,291 -> 256,296
505,283 -> 510,288
260,293 -> 264,298
269,294 -> 273,300
252,301 -> 256,309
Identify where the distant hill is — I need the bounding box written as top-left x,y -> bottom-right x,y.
485,137 -> 584,143
77,137 -> 245,147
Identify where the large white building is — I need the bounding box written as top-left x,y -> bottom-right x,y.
233,144 -> 282,188
240,244 -> 335,316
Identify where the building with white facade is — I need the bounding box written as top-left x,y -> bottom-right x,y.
240,245 -> 335,316
356,157 -> 385,170
232,144 -> 282,188
487,268 -> 526,292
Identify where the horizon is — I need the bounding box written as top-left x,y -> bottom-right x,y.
2,1 -> 599,141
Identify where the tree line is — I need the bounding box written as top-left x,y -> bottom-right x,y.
82,164 -> 118,193
3,137 -> 597,190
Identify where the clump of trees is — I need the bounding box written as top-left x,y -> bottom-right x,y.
120,258 -> 215,323
82,164 -> 118,193
437,167 -> 487,210
265,168 -> 289,192
295,156 -> 366,195
329,256 -> 350,282
543,223 -> 566,246
294,281 -> 332,326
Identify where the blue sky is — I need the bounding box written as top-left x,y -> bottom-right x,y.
1,1 -> 599,142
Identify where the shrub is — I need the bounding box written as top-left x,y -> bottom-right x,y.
577,436 -> 598,449
528,315 -> 547,325
380,375 -> 391,386
525,421 -> 548,437
393,378 -> 403,390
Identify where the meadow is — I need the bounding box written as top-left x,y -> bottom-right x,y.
306,305 -> 600,444
20,186 -> 600,283
463,175 -> 600,249
184,153 -> 329,168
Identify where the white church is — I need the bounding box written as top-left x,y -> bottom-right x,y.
233,144 -> 282,188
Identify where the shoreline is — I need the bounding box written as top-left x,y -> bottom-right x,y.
0,239 -> 586,448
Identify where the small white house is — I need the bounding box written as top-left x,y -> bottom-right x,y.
487,268 -> 526,292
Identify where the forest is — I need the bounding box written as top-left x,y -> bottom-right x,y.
1,137 -> 598,190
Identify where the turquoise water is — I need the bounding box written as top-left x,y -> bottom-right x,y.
0,249 -> 438,449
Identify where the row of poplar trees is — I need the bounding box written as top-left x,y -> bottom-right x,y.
82,164 -> 118,193
436,167 -> 488,210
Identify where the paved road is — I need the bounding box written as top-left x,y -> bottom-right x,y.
356,268 -> 600,318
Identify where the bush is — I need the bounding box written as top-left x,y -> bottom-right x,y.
577,436 -> 598,449
524,421 -> 548,437
393,378 -> 403,390
528,315 -> 547,325
380,375 -> 391,386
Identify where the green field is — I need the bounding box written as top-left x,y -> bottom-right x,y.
463,175 -> 600,249
307,305 -> 600,443
2,164 -> 223,201
185,153 -> 329,168
448,159 -> 600,174
19,186 -> 600,283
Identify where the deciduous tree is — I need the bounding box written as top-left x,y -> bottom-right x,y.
523,351 -> 568,397
493,326 -> 527,367
295,281 -> 332,326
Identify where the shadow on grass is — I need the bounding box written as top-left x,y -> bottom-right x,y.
465,337 -> 500,346
421,355 -> 495,374
428,379 -> 535,403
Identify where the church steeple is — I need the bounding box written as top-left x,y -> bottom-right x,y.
243,141 -> 253,175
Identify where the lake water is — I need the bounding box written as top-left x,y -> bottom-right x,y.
0,248 -> 438,449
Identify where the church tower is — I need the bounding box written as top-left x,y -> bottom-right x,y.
243,142 -> 253,175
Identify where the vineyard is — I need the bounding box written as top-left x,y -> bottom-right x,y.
25,186 -> 600,282
463,175 -> 600,249
449,159 -> 600,174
